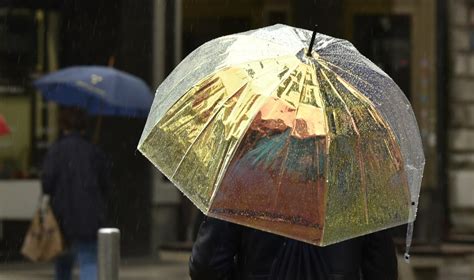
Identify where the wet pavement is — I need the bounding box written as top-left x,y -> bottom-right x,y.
0,251 -> 190,280
398,244 -> 474,280
1,250 -> 474,280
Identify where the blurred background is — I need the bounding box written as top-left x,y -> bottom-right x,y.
0,0 -> 473,279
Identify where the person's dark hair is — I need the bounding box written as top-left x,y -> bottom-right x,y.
59,107 -> 87,132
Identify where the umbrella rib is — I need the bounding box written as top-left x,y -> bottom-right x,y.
271,64 -> 306,212
319,70 -> 360,136
312,64 -> 333,243
148,55 -> 292,130
155,55 -> 296,119
289,26 -> 312,50
321,46 -> 393,79
320,61 -> 394,132
319,68 -> 370,225
271,133 -> 292,212
324,58 -> 382,77
318,59 -> 381,94
169,83 -> 248,180
307,61 -> 328,227
208,63 -> 302,208
169,59 -> 300,189
319,54 -> 369,67
330,69 -> 407,173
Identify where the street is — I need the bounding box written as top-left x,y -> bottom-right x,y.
1,250 -> 474,280
0,251 -> 190,280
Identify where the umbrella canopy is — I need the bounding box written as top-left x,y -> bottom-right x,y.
138,24 -> 425,246
34,66 -> 153,117
0,115 -> 10,136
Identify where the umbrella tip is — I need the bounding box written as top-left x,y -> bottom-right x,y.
306,24 -> 318,57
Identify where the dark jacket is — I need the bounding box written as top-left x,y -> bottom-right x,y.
190,217 -> 398,280
41,132 -> 112,242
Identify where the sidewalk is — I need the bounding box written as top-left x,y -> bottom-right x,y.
1,249 -> 474,280
0,251 -> 190,280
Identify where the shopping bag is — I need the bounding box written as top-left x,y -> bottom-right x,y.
21,196 -> 64,262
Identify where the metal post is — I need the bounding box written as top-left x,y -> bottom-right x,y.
98,228 -> 120,280
174,0 -> 183,66
152,0 -> 166,86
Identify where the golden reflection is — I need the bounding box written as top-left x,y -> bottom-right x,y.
139,54 -> 410,246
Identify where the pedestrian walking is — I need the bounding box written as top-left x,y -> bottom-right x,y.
190,217 -> 398,280
41,107 -> 113,280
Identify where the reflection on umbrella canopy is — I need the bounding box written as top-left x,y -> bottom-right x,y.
140,54 -> 410,245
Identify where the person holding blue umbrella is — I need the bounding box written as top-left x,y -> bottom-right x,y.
42,107 -> 112,280
36,66 -> 152,280
34,65 -> 153,142
34,66 -> 153,117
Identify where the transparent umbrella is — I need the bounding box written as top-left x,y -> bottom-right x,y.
138,24 -> 425,255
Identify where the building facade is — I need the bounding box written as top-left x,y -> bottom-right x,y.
0,0 -> 470,260
448,0 -> 474,237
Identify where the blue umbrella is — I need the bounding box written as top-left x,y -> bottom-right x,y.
34,66 -> 153,117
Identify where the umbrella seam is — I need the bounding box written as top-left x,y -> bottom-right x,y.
167,57 -> 298,180
320,68 -> 371,226
207,62 -> 302,214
